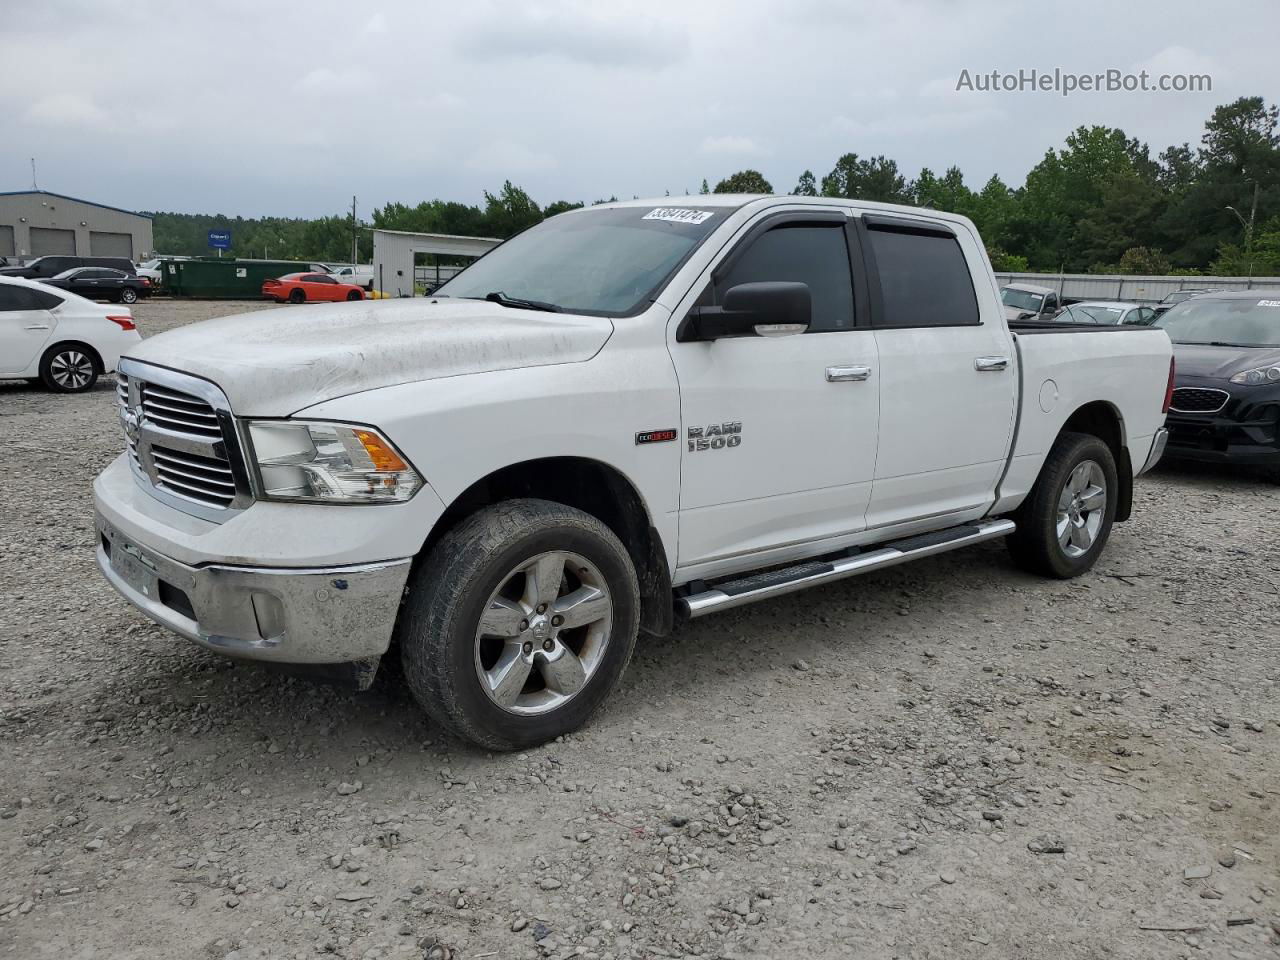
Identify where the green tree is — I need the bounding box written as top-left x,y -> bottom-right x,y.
1115,246 -> 1172,275
699,178 -> 710,195
478,181 -> 542,237
820,153 -> 910,203
544,200 -> 585,217
713,170 -> 773,193
792,170 -> 818,196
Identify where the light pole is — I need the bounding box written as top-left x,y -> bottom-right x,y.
1225,179 -> 1260,280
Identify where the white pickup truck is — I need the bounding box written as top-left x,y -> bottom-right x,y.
94,195 -> 1174,749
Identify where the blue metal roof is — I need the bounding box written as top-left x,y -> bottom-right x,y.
0,189 -> 152,220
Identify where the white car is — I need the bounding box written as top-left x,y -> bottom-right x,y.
0,275 -> 141,392
93,195 -> 1173,750
135,259 -> 164,286
1058,301 -> 1158,326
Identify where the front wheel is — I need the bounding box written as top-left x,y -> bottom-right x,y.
1007,431 -> 1118,578
120,287 -> 138,304
288,288 -> 305,304
399,499 -> 640,750
345,290 -> 362,301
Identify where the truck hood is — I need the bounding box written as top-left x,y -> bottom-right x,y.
125,298 -> 614,415
1172,342 -> 1280,381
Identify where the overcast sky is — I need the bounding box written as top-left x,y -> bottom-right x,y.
1,0 -> 1275,218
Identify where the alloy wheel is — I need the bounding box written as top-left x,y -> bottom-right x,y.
473,550 -> 613,716
49,350 -> 95,390
1056,459 -> 1107,558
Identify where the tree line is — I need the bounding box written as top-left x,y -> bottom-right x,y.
148,95 -> 1280,277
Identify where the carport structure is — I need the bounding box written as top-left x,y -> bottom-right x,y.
371,229 -> 501,298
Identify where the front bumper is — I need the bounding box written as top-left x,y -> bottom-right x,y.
96,513 -> 411,664
1164,382 -> 1280,466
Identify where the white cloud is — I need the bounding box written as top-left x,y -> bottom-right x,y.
465,140 -> 557,174
23,93 -> 108,129
363,11 -> 388,33
294,67 -> 376,96
698,135 -> 763,156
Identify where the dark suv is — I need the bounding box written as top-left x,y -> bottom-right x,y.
0,255 -> 137,279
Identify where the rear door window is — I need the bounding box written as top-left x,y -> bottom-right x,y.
865,224 -> 980,328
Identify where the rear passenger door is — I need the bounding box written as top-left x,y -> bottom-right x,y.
0,284 -> 59,374
859,215 -> 1017,529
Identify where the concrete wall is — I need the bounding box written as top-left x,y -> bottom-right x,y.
995,271 -> 1280,304
0,191 -> 153,260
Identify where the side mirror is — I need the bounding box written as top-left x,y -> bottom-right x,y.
681,282 -> 811,341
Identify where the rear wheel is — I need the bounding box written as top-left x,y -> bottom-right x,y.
39,344 -> 99,393
288,288 -> 305,304
399,499 -> 640,750
1007,431 -> 1118,578
120,287 -> 138,304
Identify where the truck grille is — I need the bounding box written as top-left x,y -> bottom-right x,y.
116,361 -> 251,520
1170,387 -> 1229,414
140,384 -> 223,439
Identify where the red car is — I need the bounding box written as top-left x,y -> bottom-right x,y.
263,272 -> 366,304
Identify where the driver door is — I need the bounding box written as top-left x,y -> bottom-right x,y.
668,211 -> 880,579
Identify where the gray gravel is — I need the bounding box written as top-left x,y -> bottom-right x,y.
1,298 -> 1278,958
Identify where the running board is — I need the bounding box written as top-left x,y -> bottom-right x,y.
676,518 -> 1016,619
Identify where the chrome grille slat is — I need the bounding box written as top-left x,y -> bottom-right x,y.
116,360 -> 250,520
141,409 -> 223,437
153,472 -> 235,505
142,397 -> 219,420
149,446 -> 234,475
151,459 -> 237,490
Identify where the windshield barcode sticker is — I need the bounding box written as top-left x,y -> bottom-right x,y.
643,208 -> 714,225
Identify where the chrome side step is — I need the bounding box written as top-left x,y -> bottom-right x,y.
676,518 -> 1016,619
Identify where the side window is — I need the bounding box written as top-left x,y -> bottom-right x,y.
0,286 -> 26,311
865,226 -> 980,328
714,222 -> 854,333
0,285 -> 58,310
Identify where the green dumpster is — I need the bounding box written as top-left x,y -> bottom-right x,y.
164,258 -> 318,299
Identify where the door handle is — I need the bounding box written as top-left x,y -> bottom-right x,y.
24,324 -> 51,330
826,365 -> 872,382
974,356 -> 1010,372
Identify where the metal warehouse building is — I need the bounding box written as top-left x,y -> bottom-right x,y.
0,190 -> 153,260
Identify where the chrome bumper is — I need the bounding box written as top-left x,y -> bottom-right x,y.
1138,427 -> 1169,476
95,513 -> 411,664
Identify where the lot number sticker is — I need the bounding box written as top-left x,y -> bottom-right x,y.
643,208 -> 714,225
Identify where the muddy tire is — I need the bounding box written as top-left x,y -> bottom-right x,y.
399,499 -> 640,750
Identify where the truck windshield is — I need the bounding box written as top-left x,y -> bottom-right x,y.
435,206 -> 722,316
1001,287 -> 1044,312
1156,298 -> 1280,347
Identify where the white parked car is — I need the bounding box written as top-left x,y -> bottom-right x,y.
1058,301 -> 1158,326
93,196 -> 1174,750
0,275 -> 140,392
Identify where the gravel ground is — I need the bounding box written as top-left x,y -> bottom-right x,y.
1,299 -> 1278,959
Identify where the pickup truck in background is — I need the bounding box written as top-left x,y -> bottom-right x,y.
1001,281 -> 1062,321
93,195 -> 1174,749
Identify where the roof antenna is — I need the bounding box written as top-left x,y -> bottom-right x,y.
30,157 -> 38,190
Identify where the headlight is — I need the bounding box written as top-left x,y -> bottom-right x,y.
1229,365 -> 1280,385
246,421 -> 422,503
